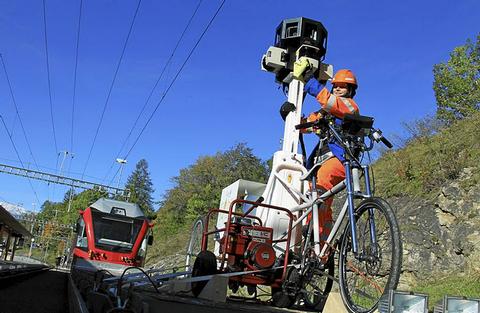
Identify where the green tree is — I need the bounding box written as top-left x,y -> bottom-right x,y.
149,143 -> 269,259
60,188 -> 108,224
37,200 -> 64,221
125,159 -> 155,217
158,143 -> 269,226
433,34 -> 480,124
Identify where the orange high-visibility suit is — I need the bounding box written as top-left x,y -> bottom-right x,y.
306,86 -> 360,244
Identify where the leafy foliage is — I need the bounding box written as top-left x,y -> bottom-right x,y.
125,159 -> 155,218
36,188 -> 108,226
433,34 -> 480,124
148,143 -> 269,260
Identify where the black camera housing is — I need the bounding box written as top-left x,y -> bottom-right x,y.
275,17 -> 328,60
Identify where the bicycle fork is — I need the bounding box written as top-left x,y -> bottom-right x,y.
344,161 -> 377,259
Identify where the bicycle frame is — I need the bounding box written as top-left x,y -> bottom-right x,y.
268,157 -> 375,264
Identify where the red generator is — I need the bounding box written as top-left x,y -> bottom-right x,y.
192,199 -> 295,296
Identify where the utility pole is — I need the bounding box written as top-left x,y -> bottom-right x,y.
53,151 -> 69,205
28,221 -> 35,257
56,151 -> 75,215
58,151 -> 70,175
116,158 -> 127,190
67,186 -> 75,212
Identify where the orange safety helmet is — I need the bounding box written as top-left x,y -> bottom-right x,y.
332,69 -> 358,87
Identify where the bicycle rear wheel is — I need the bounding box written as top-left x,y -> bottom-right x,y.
338,197 -> 402,313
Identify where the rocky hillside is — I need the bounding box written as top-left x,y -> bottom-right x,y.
390,167 -> 480,288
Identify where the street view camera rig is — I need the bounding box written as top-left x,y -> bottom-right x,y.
261,17 -> 333,84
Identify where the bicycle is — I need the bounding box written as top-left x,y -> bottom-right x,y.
283,113 -> 402,312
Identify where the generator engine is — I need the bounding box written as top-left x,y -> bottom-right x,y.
220,216 -> 276,271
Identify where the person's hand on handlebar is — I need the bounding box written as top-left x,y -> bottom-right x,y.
299,116 -> 311,134
298,111 -> 324,134
307,111 -> 323,122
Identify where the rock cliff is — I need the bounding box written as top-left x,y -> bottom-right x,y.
389,167 -> 480,288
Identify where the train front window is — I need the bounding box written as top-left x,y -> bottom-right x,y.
76,218 -> 88,250
91,210 -> 144,252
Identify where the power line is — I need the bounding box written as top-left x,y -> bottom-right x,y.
9,113 -> 17,137
0,115 -> 41,205
81,0 -> 142,178
42,0 -> 59,155
102,0 -> 204,183
70,0 -> 83,155
109,0 -> 226,184
0,54 -> 41,171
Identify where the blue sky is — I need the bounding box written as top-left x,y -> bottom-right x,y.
0,0 -> 478,211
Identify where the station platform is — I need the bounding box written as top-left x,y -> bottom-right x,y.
0,260 -> 49,279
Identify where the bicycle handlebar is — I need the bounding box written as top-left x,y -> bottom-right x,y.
296,117 -> 394,153
295,121 -> 316,130
380,136 -> 393,149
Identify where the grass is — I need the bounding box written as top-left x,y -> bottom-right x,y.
373,112 -> 480,198
412,274 -> 480,311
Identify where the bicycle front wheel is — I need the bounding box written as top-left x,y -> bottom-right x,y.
185,216 -> 205,272
338,197 -> 402,313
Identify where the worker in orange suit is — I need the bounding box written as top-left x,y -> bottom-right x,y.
294,59 -> 360,247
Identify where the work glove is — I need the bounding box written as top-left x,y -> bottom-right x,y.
304,78 -> 324,97
293,57 -> 311,81
303,111 -> 324,135
299,116 -> 311,134
307,111 -> 323,122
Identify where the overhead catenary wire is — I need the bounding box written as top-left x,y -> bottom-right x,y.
42,0 -> 59,156
70,0 -> 83,155
0,115 -> 41,205
81,0 -> 142,179
109,0 -> 226,185
66,0 -> 83,210
102,0 -> 204,183
9,113 -> 17,137
0,54 -> 41,171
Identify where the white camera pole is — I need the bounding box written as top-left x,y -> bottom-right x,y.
282,80 -> 305,155
255,75 -> 309,253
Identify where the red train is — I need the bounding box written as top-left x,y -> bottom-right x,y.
71,198 -> 153,276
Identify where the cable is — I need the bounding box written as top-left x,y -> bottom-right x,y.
102,0 -> 204,183
81,0 -> 142,178
109,0 -> 226,184
0,54 -> 41,171
42,0 -> 59,155
117,266 -> 160,296
9,113 -> 17,137
70,0 -> 83,155
0,115 -> 41,205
